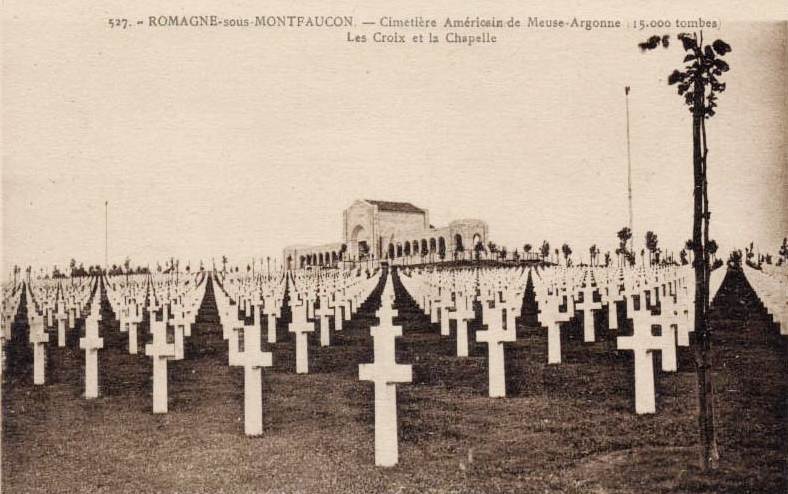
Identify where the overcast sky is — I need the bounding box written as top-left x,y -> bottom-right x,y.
2,2 -> 785,273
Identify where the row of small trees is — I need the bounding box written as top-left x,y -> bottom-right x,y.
507,229 -> 669,267
21,235 -> 788,281
739,238 -> 788,268
67,258 -> 151,277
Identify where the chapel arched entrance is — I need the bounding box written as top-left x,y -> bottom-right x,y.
350,224 -> 371,261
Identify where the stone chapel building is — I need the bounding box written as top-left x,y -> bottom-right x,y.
282,200 -> 488,270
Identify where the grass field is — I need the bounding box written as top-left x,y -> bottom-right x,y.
2,268 -> 786,493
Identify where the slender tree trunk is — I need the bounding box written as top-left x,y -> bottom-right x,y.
692,69 -> 719,470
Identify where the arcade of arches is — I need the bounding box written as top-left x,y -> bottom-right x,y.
282,199 -> 489,269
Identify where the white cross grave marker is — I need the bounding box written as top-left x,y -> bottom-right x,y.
477,304 -> 516,397
358,312 -> 412,467
449,296 -> 474,357
229,322 -> 273,436
79,313 -> 104,399
576,284 -> 602,343
288,302 -> 314,374
316,295 -> 333,347
145,314 -> 175,413
29,314 -> 48,385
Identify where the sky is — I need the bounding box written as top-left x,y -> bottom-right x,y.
2,2 -> 785,274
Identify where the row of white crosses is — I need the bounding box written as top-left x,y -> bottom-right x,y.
287,270 -> 382,373
535,266 -> 671,411
617,264 -> 729,413
533,267 -> 614,364
24,275 -> 103,395
358,265 -> 522,469
398,268 -> 477,357
116,274 -> 208,412
212,268 -> 382,434
290,269 -> 379,345
1,282 -> 24,374
26,277 -> 95,349
15,272 -> 209,403
214,270 -> 280,436
8,268 -> 379,441
4,277 -> 100,391
210,268 -> 380,433
222,266 -> 376,436
106,272 -> 208,359
213,273 -> 283,372
106,274 -> 152,354
32,275 -> 94,319
358,271 -> 412,467
487,268 -> 524,325
398,266 -> 525,397
216,271 -> 286,346
287,274 -> 325,347
744,264 -> 787,335
24,278 -> 100,388
104,273 -> 206,413
398,263 -> 714,415
533,264 -> 734,415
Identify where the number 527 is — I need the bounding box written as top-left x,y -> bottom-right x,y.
108,18 -> 128,29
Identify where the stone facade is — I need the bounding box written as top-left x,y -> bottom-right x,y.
283,200 -> 488,269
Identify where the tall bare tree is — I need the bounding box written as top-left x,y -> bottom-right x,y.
640,30 -> 731,470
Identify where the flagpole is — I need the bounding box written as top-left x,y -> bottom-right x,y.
105,201 -> 108,271
625,86 -> 634,260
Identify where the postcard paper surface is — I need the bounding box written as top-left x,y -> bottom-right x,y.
1,1 -> 786,493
